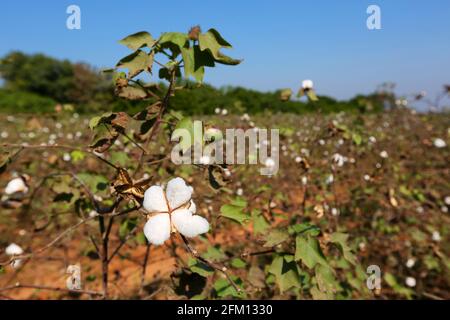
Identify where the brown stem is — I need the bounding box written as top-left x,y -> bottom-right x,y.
0,283 -> 103,297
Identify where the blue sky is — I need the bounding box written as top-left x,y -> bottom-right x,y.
1,0 -> 449,100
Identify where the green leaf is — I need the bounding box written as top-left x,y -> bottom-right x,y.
288,223 -> 320,236
231,258 -> 246,269
295,236 -> 328,269
198,28 -> 241,65
220,204 -> 250,225
263,228 -> 290,247
89,112 -> 113,130
315,264 -> 339,295
158,32 -> 189,57
119,31 -> 155,51
252,209 -> 270,235
329,232 -> 357,265
202,245 -> 226,262
352,133 -> 362,146
188,257 -> 214,277
116,50 -> 154,78
213,277 -> 245,298
70,150 -> 85,163
181,46 -> 205,83
268,255 -> 301,293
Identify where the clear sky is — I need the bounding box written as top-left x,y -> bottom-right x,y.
1,0 -> 449,100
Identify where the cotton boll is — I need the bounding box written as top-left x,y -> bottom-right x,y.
221,109 -> 228,115
215,108 -> 221,114
369,136 -> 377,144
432,231 -> 441,242
236,188 -> 244,196
63,153 -> 71,162
406,258 -> 415,268
165,177 -> 193,209
445,196 -> 450,206
5,243 -> 23,256
364,174 -> 371,181
295,156 -> 302,163
4,177 -> 28,195
143,213 -> 171,245
0,131 -> 9,138
301,176 -> 308,185
171,209 -> 209,238
405,277 -> 416,288
326,174 -> 334,184
433,138 -> 446,148
302,80 -> 314,90
143,186 -> 169,213
379,150 -> 388,159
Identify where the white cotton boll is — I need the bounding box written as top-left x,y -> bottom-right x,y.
143,213 -> 171,245
28,132 -> 36,139
142,173 -> 151,180
295,156 -> 302,163
301,176 -> 308,185
75,131 -> 82,138
433,138 -> 446,148
376,163 -> 382,169
221,109 -> 228,115
88,210 -> 98,218
171,209 -> 209,238
55,123 -> 62,129
326,174 -> 334,184
215,108 -> 221,114
4,177 -> 28,195
143,186 -> 169,213
369,136 -> 376,144
188,200 -> 197,213
441,206 -> 448,213
379,150 -> 388,159
332,153 -> 345,167
236,188 -> 244,196
331,208 -> 339,216
405,277 -> 416,288
445,196 -> 450,206
318,139 -> 325,146
406,258 -> 416,268
166,177 -> 193,209
63,153 -> 71,162
6,243 -> 23,256
432,231 -> 441,242
249,121 -> 255,127
416,206 -> 424,214
0,131 -> 9,138
302,79 -> 314,90
363,174 -> 371,181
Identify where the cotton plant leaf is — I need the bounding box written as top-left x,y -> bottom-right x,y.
295,235 -> 329,269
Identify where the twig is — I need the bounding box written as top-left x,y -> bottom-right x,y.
139,242 -> 151,295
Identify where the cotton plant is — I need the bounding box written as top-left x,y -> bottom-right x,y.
142,177 -> 209,245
